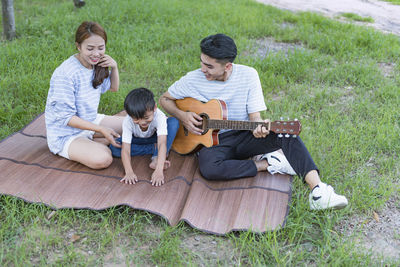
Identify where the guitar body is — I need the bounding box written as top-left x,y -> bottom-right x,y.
171,98 -> 301,155
172,98 -> 227,155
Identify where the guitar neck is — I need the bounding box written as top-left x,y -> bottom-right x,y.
207,119 -> 268,131
206,119 -> 301,135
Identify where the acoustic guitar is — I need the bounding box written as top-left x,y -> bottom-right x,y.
172,98 -> 302,155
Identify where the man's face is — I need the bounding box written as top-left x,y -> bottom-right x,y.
132,108 -> 155,131
200,53 -> 231,81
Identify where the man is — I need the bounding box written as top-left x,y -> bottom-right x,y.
160,34 -> 348,210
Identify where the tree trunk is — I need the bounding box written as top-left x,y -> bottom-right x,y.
1,0 -> 16,40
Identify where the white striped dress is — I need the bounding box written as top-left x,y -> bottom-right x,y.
45,55 -> 111,154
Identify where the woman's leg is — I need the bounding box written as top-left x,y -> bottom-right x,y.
68,137 -> 113,169
99,115 -> 124,135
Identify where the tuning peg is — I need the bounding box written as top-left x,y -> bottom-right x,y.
285,134 -> 290,138
280,117 -> 283,120
278,134 -> 283,138
294,118 -> 298,121
292,135 -> 297,138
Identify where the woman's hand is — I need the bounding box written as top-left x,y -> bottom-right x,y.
99,54 -> 119,91
98,54 -> 117,69
100,126 -> 121,147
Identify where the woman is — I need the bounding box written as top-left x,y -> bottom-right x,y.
45,21 -> 123,169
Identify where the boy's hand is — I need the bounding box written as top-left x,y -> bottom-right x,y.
121,172 -> 138,185
151,169 -> 165,187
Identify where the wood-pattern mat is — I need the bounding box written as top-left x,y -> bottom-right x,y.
0,113 -> 292,235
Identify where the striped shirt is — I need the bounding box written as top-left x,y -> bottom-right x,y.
45,55 -> 111,154
168,64 -> 267,123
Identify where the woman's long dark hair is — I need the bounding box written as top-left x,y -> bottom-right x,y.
75,21 -> 109,89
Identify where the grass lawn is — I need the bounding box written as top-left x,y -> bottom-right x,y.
385,0 -> 400,4
340,13 -> 374,23
1,0 -> 400,265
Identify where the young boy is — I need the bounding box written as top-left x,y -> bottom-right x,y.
110,88 -> 179,186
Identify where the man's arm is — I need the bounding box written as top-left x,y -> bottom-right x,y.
159,92 -> 203,135
249,112 -> 270,138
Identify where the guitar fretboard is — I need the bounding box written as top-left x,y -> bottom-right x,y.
207,119 -> 267,131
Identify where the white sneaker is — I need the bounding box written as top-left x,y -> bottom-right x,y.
309,182 -> 348,210
260,151 -> 296,175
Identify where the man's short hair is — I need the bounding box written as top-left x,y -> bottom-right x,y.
200,34 -> 237,63
124,88 -> 155,119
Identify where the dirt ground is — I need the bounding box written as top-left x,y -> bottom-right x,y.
256,0 -> 400,35
253,0 -> 400,261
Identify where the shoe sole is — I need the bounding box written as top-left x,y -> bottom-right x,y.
310,200 -> 348,210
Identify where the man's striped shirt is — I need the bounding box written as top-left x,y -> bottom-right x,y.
168,64 -> 267,124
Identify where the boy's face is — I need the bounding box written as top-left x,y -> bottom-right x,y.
132,108 -> 155,130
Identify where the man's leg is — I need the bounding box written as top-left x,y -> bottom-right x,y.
235,131 -> 348,210
234,132 -> 318,179
198,131 -> 260,180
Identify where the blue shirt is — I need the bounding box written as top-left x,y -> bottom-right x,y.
45,55 -> 111,154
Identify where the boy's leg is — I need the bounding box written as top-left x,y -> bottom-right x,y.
109,135 -> 157,157
130,134 -> 156,156
151,117 -> 179,157
166,117 -> 179,153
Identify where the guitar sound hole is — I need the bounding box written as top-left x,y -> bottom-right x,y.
199,113 -> 209,135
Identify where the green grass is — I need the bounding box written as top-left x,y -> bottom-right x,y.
340,13 -> 374,23
384,0 -> 400,4
1,0 -> 400,265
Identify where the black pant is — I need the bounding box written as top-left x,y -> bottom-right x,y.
198,130 -> 318,180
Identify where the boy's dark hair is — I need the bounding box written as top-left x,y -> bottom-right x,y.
200,34 -> 237,63
124,88 -> 156,118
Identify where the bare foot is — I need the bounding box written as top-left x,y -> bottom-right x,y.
149,157 -> 171,170
254,159 -> 269,172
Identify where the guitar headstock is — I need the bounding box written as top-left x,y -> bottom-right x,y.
270,119 -> 301,137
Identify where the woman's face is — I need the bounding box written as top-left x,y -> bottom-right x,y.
76,34 -> 105,69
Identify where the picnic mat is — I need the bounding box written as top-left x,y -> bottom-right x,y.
0,113 -> 293,235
